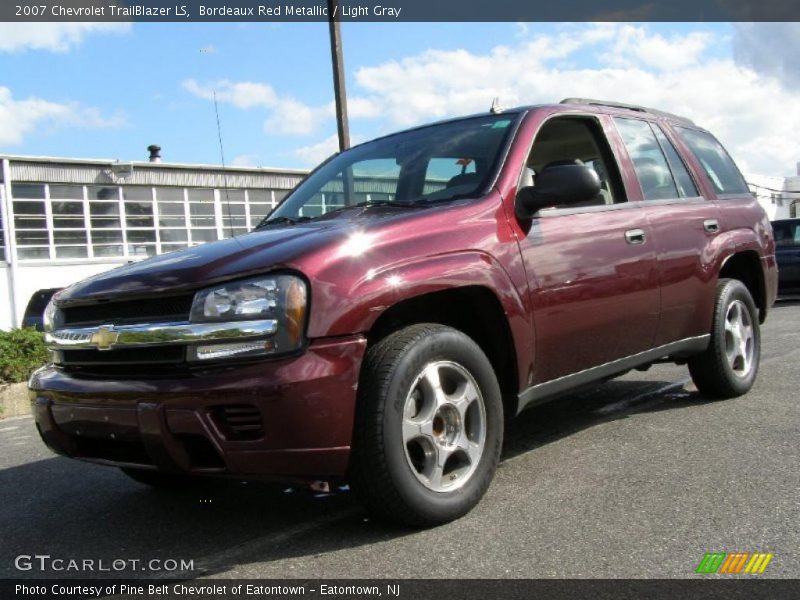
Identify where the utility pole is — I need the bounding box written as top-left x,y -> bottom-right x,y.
327,0 -> 350,151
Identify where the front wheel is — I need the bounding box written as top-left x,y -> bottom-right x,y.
688,278 -> 761,399
349,324 -> 503,527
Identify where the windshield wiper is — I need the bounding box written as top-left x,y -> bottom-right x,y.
256,215 -> 311,229
309,199 -> 421,220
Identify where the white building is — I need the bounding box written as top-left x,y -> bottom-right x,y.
0,153 -> 309,329
748,171 -> 800,221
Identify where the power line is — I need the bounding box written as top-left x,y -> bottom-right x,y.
747,182 -> 800,195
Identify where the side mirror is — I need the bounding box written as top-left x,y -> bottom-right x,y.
515,164 -> 602,219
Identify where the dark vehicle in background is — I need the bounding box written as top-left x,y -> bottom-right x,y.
30,99 -> 777,526
22,289 -> 62,330
772,219 -> 800,295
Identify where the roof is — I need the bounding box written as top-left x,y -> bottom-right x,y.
558,98 -> 696,125
0,153 -> 308,175
0,154 -> 310,190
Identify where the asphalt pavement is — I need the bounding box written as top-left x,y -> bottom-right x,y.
2,301 -> 798,580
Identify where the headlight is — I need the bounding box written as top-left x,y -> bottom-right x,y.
188,274 -> 307,361
43,296 -> 61,333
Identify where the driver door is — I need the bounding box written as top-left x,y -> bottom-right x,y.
517,115 -> 660,385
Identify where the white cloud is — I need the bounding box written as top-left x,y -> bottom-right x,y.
182,79 -> 277,109
183,24 -> 800,175
292,134 -> 341,165
292,133 -> 366,166
350,23 -> 800,175
348,97 -> 382,119
230,154 -> 259,167
264,98 -> 332,136
183,78 -> 335,136
0,23 -> 130,53
0,87 -> 125,146
598,26 -> 714,71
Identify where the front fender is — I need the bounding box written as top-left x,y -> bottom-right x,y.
309,250 -> 527,335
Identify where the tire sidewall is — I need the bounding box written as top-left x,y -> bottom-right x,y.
379,329 -> 503,523
713,280 -> 761,394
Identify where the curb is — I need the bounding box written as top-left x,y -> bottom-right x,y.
0,382 -> 30,419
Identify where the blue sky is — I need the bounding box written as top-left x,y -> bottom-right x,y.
0,22 -> 797,175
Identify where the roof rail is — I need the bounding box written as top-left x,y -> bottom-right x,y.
559,98 -> 695,125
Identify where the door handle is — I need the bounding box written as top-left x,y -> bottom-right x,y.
624,229 -> 646,245
703,219 -> 720,233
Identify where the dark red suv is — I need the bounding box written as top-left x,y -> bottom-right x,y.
31,99 -> 777,526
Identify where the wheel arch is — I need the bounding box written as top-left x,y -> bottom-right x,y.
367,285 -> 522,417
719,249 -> 768,323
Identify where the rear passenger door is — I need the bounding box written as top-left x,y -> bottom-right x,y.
612,117 -> 720,346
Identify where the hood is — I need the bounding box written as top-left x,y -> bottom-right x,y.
57,219 -> 354,304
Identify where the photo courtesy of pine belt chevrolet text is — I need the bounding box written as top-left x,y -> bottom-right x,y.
29,99 -> 778,526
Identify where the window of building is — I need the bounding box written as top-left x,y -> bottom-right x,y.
154,187 -> 188,253
87,185 -> 123,258
50,184 -> 88,259
11,184 -> 45,199
218,189 -> 246,237
6,178 -> 298,261
12,183 -> 49,259
187,188 -> 217,245
122,186 -> 156,256
247,189 -> 275,228
0,187 -> 6,262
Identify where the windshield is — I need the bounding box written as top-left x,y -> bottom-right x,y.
263,114 -> 519,224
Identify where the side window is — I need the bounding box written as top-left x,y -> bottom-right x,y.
773,222 -> 800,247
675,127 -> 749,195
651,126 -> 698,198
614,118 -> 679,201
526,117 -> 622,206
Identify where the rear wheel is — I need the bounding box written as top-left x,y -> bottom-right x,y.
688,278 -> 760,398
349,324 -> 503,527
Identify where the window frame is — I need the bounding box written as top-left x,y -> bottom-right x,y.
516,113 -> 629,216
613,116 -> 686,203
672,126 -> 751,199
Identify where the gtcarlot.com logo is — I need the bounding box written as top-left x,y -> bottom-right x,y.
14,554 -> 194,573
696,552 -> 773,574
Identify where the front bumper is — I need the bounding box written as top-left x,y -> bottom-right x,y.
29,335 -> 366,482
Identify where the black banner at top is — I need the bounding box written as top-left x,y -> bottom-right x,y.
4,0 -> 800,22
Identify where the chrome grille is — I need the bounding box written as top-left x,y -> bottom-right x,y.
61,295 -> 194,326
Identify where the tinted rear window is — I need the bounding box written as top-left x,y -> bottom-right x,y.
772,221 -> 800,247
675,128 -> 749,195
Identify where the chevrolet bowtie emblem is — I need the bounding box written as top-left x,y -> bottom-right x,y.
90,326 -> 119,350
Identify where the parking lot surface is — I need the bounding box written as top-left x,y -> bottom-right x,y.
2,301 -> 798,579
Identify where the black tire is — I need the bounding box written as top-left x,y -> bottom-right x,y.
349,323 -> 504,527
688,278 -> 761,399
120,467 -> 202,489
